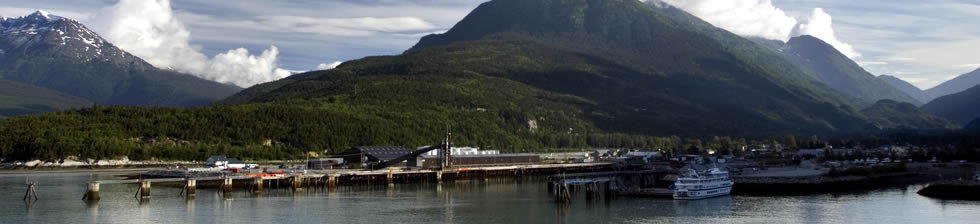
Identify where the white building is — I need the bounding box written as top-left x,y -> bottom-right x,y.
420,146 -> 500,156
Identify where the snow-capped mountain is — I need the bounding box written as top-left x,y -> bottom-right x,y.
0,10 -> 144,66
0,11 -> 241,117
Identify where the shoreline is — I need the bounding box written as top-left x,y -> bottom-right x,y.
917,180 -> 980,201
0,159 -> 307,171
733,172 -> 936,195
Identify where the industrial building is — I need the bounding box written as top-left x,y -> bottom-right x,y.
337,146 -> 415,168
307,158 -> 344,169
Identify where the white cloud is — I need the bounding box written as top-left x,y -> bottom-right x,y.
955,63 -> 980,68
858,61 -> 887,66
655,0 -> 860,58
258,16 -> 437,37
90,0 -> 291,87
316,61 -> 343,70
792,8 -> 860,58
207,47 -> 292,87
656,0 -> 798,41
882,56 -> 916,62
174,12 -> 438,38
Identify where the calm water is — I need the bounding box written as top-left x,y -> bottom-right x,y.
1,171 -> 978,224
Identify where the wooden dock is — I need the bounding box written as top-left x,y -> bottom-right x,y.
81,162 -> 616,201
546,169 -> 670,203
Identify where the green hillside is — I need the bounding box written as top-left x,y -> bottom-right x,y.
0,79 -> 92,118
861,100 -> 959,130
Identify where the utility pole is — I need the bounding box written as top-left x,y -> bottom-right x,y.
442,126 -> 452,170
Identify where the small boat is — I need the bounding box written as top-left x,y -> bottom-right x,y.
672,168 -> 733,200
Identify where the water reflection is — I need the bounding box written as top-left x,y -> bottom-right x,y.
0,172 -> 978,223
670,196 -> 736,217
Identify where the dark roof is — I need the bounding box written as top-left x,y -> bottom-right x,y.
355,146 -> 411,160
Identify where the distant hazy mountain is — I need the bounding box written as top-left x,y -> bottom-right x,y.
862,99 -> 958,130
878,75 -> 931,104
966,119 -> 980,133
924,68 -> 980,102
751,36 -> 921,106
0,79 -> 91,118
0,11 -> 240,114
922,84 -> 980,126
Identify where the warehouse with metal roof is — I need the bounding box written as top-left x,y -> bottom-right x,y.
337,146 -> 415,168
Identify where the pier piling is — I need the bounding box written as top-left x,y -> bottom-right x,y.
24,182 -> 39,201
138,181 -> 151,199
84,183 -> 100,201
328,175 -> 337,189
252,177 -> 263,193
386,172 -> 394,186
222,178 -> 233,193
290,177 -> 302,192
185,179 -> 196,198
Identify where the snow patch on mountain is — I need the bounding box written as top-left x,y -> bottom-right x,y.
0,10 -> 138,64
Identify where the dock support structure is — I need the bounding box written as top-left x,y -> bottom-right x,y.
252,177 -> 263,193
23,182 -> 39,201
386,172 -> 394,186
184,179 -> 196,198
327,175 -> 337,189
436,171 -> 443,183
84,183 -> 100,201
291,177 -> 302,192
554,182 -> 571,203
222,178 -> 233,193
137,181 -> 151,199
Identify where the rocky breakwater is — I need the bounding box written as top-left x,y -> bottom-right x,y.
0,157 -> 200,169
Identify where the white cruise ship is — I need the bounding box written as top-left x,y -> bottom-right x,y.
672,168 -> 734,200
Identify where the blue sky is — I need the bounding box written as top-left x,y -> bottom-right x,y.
1,0 -> 977,89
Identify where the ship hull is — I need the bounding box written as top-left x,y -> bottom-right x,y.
673,186 -> 732,200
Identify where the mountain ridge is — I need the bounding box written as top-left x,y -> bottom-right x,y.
924,68 -> 980,101
750,35 -> 920,106
922,84 -> 980,126
233,0 -> 874,136
878,75 -> 931,103
0,11 -> 241,113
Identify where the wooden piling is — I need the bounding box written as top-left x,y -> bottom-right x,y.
328,175 -> 337,189
84,183 -> 100,201
290,176 -> 302,192
185,179 -> 196,198
24,182 -> 39,201
386,172 -> 394,186
222,178 -> 233,193
252,177 -> 263,193
139,181 -> 151,199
